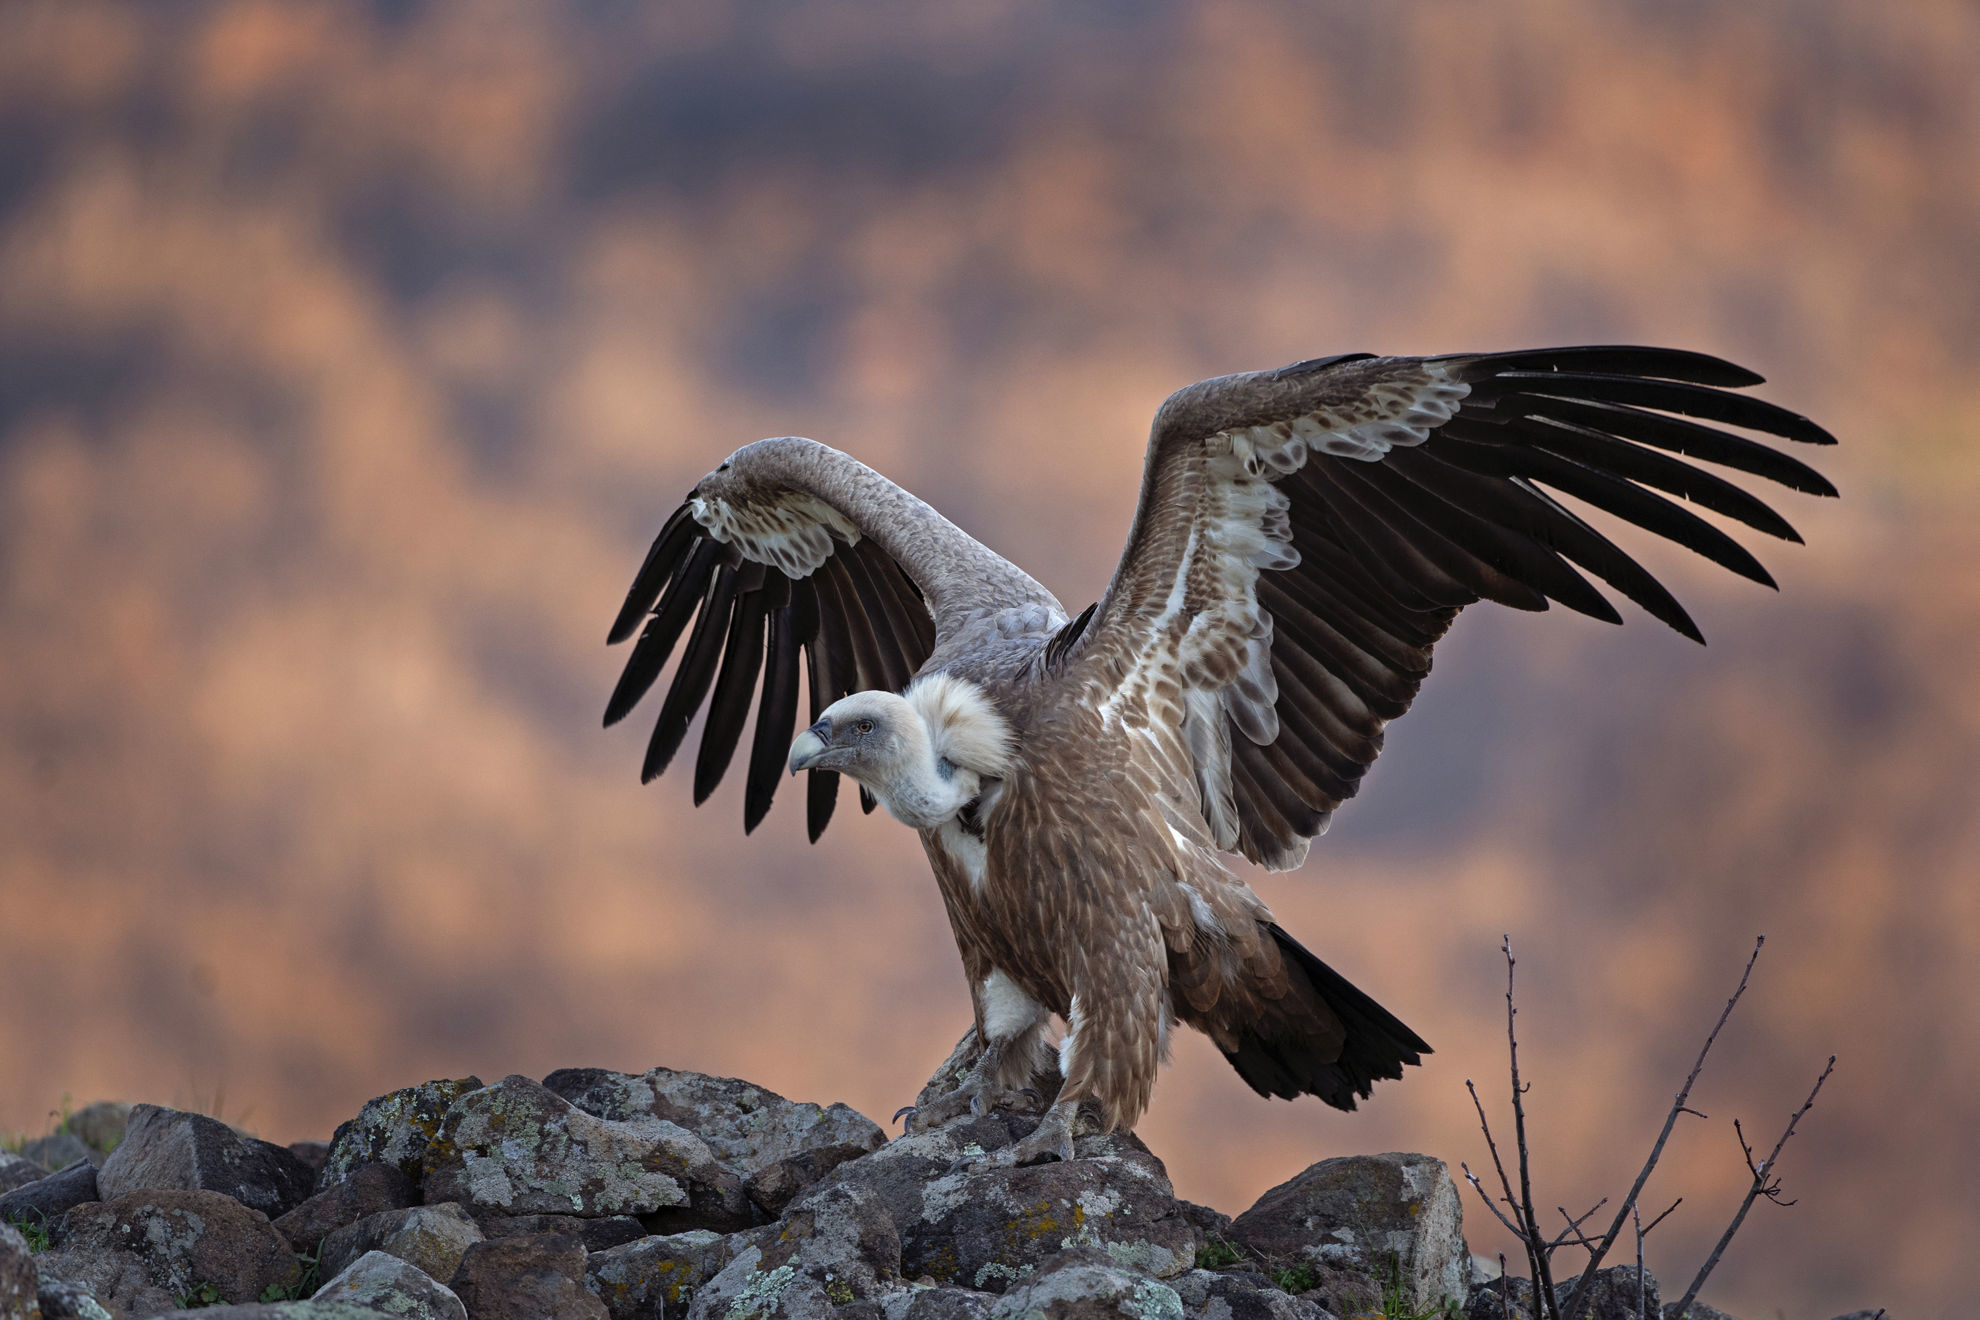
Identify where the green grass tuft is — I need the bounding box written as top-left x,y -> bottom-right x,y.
5,1209 -> 52,1253
1194,1236 -> 1248,1270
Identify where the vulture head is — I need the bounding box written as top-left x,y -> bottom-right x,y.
788,676 -> 1013,831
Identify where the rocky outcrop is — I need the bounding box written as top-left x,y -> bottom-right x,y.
2,1051 -> 1837,1320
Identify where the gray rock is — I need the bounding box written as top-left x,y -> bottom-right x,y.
34,1276 -> 115,1320
449,1233 -> 607,1320
130,1306 -> 397,1319
423,1076 -> 739,1223
0,1163 -> 97,1234
316,1079 -> 483,1195
0,1154 -> 45,1196
686,1182 -> 901,1320
478,1214 -> 643,1254
65,1107 -> 132,1160
983,1248 -> 1183,1320
1167,1269 -> 1331,1320
20,1137 -> 94,1175
585,1231 -> 733,1320
286,1145 -> 331,1178
1665,1302 -> 1744,1320
319,1205 -> 481,1287
1557,1266 -> 1659,1320
846,1120 -> 1197,1292
1,1222 -> 39,1320
883,1285 -> 994,1320
272,1164 -> 418,1254
41,1188 -> 300,1310
97,1106 -> 314,1218
543,1067 -> 885,1218
1463,1275 -> 1541,1320
1227,1152 -> 1464,1314
312,1250 -> 466,1320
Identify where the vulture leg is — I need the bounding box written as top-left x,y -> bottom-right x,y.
908,972 -> 1055,1136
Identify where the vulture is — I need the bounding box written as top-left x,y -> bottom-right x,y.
604,346 -> 1835,1166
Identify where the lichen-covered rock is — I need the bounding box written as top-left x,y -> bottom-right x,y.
422,1076 -> 738,1223
1227,1153 -> 1464,1314
312,1249 -> 467,1320
880,1284 -> 994,1320
1,1222 -> 40,1320
1463,1274 -> 1541,1320
449,1233 -> 607,1320
40,1188 -> 300,1310
0,1162 -> 94,1233
478,1214 -> 644,1254
64,1107 -> 131,1162
273,1164 -> 418,1254
1167,1269 -> 1332,1320
543,1067 -> 884,1218
19,1137 -> 93,1176
1556,1265 -> 1659,1320
320,1205 -> 482,1287
585,1231 -> 733,1320
32,1276 -> 114,1320
686,1183 -> 901,1320
0,1155 -> 45,1196
982,1249 -> 1183,1320
830,1117 -> 1198,1294
316,1078 -> 483,1196
96,1106 -> 314,1218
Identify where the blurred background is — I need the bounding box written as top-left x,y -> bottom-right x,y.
2,2 -> 1975,1315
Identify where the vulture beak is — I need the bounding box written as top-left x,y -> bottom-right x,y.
788,718 -> 832,775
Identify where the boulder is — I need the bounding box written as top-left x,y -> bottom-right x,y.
981,1249 -> 1183,1320
316,1078 -> 483,1195
1,1222 -> 39,1320
0,1155 -> 45,1196
543,1067 -> 885,1218
272,1164 -> 417,1254
19,1137 -> 93,1175
1168,1269 -> 1331,1320
64,1107 -> 132,1161
312,1249 -> 466,1320
884,1286 -> 995,1320
1464,1274 -> 1542,1320
0,1163 -> 97,1235
1227,1153 -> 1464,1314
585,1231 -> 734,1320
33,1276 -> 114,1320
319,1204 -> 482,1286
1557,1265 -> 1659,1320
128,1306 -> 399,1319
40,1188 -> 300,1310
422,1076 -> 740,1224
478,1214 -> 644,1254
449,1233 -> 607,1320
823,1114 -> 1198,1293
96,1107 -> 314,1218
686,1182 -> 900,1320
1666,1299 -> 1744,1320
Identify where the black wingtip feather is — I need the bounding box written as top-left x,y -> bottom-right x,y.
608,503 -> 698,645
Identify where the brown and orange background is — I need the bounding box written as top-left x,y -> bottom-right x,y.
3,3 -> 1977,1315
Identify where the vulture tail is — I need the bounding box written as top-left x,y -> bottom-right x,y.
1221,924 -> 1431,1111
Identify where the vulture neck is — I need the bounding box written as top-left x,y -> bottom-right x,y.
872,675 -> 1013,832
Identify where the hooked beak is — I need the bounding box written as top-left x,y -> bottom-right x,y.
787,718 -> 832,775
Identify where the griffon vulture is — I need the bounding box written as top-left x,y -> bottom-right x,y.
604,346 -> 1834,1167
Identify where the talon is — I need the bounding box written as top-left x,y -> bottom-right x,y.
968,1093 -> 984,1117
893,1105 -> 916,1128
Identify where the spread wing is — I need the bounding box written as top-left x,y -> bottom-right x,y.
605,436 -> 1060,840
1055,346 -> 1838,869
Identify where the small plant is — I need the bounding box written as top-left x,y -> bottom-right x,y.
258,1244 -> 322,1301
1194,1236 -> 1248,1270
5,1209 -> 51,1253
175,1281 -> 226,1307
1269,1263 -> 1318,1294
1376,1252 -> 1461,1320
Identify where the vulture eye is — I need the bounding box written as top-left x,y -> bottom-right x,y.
854,719 -> 874,735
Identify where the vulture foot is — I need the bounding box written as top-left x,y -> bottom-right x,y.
947,1097 -> 1080,1171
904,1066 -> 1043,1135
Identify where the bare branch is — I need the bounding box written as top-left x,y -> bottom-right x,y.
1671,1056 -> 1837,1320
1501,936 -> 1558,1320
1641,1197 -> 1683,1237
1559,936 -> 1765,1320
1462,1161 -> 1530,1239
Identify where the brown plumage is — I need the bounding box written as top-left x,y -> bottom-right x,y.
605,345 -> 1836,1165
